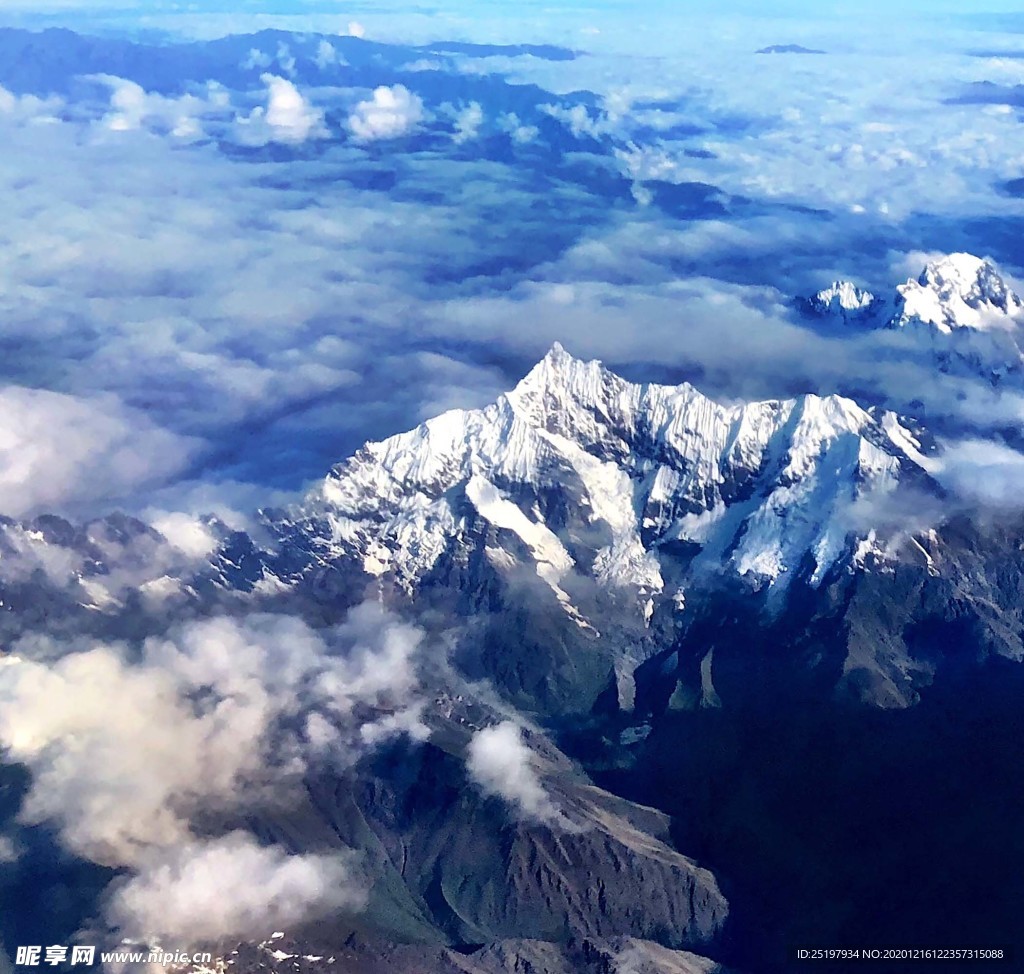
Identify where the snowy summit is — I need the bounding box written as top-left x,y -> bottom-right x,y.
261,343 -> 937,634
893,253 -> 1024,333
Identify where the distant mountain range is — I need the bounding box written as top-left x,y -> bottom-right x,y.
755,44 -> 826,55
802,253 -> 1024,383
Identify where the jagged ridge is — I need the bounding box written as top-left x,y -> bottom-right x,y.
265,343 -> 934,628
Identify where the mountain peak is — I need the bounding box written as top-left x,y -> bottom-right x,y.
285,345 -> 937,623
805,280 -> 878,324
519,341 -> 587,381
509,343 -> 622,420
895,252 -> 1023,333
546,340 -> 570,359
803,253 -> 1024,382
815,281 -> 876,311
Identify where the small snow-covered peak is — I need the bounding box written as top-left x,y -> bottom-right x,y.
507,344 -> 639,449
802,280 -> 882,327
812,281 -> 876,314
803,254 -> 1024,382
514,341 -> 592,391
894,253 -> 1023,333
546,340 -> 571,362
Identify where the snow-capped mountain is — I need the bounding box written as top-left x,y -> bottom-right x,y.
892,253 -> 1024,333
259,343 -> 936,631
12,341 -> 1024,715
890,254 -> 1024,382
804,280 -> 879,325
804,253 -> 1024,382
229,341 -> 1024,713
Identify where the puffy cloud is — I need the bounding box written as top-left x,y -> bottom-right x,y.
105,833 -> 364,944
236,74 -> 327,144
313,39 -> 345,70
91,75 -> 230,140
0,85 -> 61,125
0,605 -> 432,939
0,643 -> 226,860
275,41 -> 297,78
143,479 -> 300,537
497,111 -> 539,144
451,101 -> 484,144
146,511 -> 220,559
0,386 -> 196,517
242,47 -> 273,70
347,85 -> 424,142
540,102 -> 612,139
466,721 -> 560,824
0,836 -> 21,864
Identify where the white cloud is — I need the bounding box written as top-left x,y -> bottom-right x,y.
0,605 -> 432,939
348,85 -> 424,142
0,387 -> 196,517
105,833 -> 364,944
0,835 -> 21,864
344,21 -> 366,39
0,609 -> 431,862
236,74 -> 327,144
275,40 -> 296,77
540,102 -> 612,139
934,438 -> 1024,508
91,74 -> 229,140
242,47 -> 272,70
146,511 -> 220,559
0,85 -> 62,125
466,721 -> 560,824
401,58 -> 447,73
497,111 -> 538,144
452,101 -> 484,144
615,142 -> 694,183
313,39 -> 345,70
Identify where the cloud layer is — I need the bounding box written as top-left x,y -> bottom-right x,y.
0,388 -> 196,517
0,21 -> 1022,524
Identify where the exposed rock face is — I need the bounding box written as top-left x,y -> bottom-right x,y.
246,733 -> 728,954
